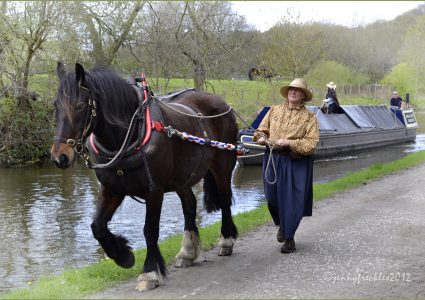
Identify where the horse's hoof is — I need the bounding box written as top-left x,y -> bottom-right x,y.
218,246 -> 233,256
114,251 -> 135,269
217,236 -> 235,256
135,279 -> 158,291
135,273 -> 160,291
175,258 -> 194,268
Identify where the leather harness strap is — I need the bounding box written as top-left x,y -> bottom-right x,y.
166,102 -> 209,139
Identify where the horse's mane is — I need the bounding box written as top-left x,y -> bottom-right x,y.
57,67 -> 139,128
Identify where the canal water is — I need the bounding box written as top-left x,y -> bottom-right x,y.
1,113 -> 424,293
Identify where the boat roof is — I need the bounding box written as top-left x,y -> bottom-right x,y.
250,105 -> 405,134
310,105 -> 405,133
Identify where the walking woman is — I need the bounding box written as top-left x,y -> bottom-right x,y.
253,78 -> 319,253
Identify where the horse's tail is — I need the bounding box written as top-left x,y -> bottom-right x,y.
203,170 -> 220,212
203,169 -> 238,238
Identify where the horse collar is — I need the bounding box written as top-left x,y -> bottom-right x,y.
86,99 -> 165,170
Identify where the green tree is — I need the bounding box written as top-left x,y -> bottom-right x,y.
381,63 -> 418,99
118,1 -> 190,89
73,1 -> 146,66
305,60 -> 369,91
398,13 -> 425,97
0,1 -> 10,94
172,1 -> 247,90
1,1 -> 64,109
261,12 -> 326,79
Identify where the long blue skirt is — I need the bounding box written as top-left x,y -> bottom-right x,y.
263,150 -> 314,239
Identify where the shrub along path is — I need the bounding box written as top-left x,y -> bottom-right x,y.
89,163 -> 425,299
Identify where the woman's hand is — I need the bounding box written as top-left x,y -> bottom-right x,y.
257,136 -> 267,145
276,138 -> 290,147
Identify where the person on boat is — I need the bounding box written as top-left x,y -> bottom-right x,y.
390,91 -> 403,108
400,100 -> 409,110
322,81 -> 341,113
252,78 -> 319,254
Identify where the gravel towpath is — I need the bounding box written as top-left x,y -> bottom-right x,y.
89,164 -> 425,299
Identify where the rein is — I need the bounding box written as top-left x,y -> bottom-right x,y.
89,105 -> 144,169
157,100 -> 233,119
231,108 -> 280,185
85,78 -> 151,170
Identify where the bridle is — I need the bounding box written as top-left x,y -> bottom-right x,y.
53,80 -> 150,170
53,84 -> 97,159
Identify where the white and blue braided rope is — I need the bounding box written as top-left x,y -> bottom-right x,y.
166,127 -> 248,154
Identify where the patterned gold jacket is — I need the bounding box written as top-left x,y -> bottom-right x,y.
253,101 -> 320,156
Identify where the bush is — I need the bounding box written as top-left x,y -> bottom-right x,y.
0,97 -> 54,166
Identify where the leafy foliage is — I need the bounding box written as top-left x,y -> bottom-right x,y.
398,15 -> 425,97
261,18 -> 327,79
381,63 -> 418,98
305,60 -> 369,91
0,97 -> 54,166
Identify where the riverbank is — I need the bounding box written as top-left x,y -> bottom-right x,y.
2,150 -> 425,299
90,162 -> 425,299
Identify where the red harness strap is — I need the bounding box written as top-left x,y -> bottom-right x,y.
137,106 -> 151,150
152,120 -> 165,132
90,73 -> 164,155
137,73 -> 164,150
136,107 -> 165,150
89,107 -> 165,154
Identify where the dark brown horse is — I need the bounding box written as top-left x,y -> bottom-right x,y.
51,62 -> 238,290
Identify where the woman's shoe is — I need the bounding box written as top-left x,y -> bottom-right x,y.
280,239 -> 296,253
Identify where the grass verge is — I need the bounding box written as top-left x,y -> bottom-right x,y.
2,150 -> 425,299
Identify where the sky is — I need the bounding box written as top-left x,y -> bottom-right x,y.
232,1 -> 423,31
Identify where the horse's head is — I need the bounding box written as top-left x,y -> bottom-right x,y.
51,62 -> 95,169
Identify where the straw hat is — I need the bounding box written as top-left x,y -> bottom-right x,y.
280,78 -> 313,102
326,81 -> 337,89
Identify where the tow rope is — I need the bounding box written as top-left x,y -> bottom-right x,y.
163,125 -> 248,155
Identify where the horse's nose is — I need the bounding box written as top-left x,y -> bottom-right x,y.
51,143 -> 74,169
56,154 -> 69,169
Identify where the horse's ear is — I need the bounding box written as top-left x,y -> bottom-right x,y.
75,63 -> 86,84
57,61 -> 66,80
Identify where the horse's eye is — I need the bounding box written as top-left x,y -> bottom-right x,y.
75,103 -> 87,112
